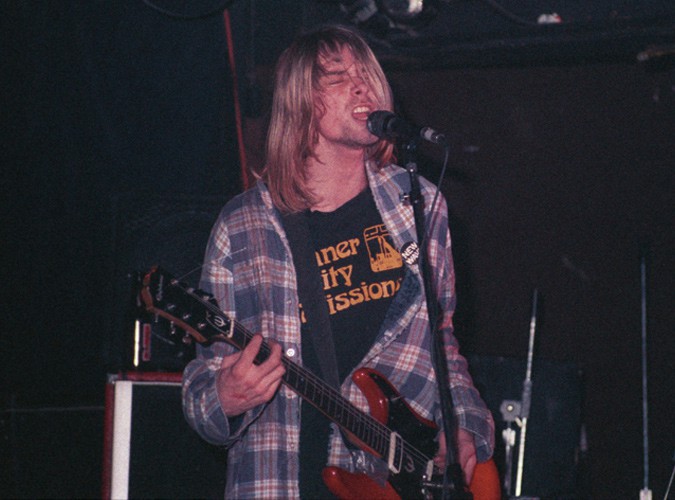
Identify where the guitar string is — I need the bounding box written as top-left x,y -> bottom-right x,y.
252,325 -> 435,471
178,281 -> 435,471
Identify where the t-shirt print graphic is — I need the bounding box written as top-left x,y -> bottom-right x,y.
364,224 -> 403,272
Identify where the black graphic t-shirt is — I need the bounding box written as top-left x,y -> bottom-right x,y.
298,188 -> 404,498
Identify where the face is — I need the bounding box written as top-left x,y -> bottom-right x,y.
313,46 -> 381,152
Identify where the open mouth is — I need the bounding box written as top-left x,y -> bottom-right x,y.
352,105 -> 373,120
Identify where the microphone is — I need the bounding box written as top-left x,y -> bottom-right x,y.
367,110 -> 447,145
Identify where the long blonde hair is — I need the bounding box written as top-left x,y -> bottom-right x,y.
256,25 -> 394,213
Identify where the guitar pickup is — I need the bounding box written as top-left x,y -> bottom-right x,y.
387,431 -> 403,474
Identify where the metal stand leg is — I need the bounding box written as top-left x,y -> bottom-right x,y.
500,400 -> 521,498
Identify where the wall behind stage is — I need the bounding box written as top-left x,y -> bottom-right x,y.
2,1 -> 674,498
2,3 -> 240,497
3,1 -> 241,398
384,62 -> 674,499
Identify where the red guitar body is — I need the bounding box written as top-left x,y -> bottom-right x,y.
322,368 -> 501,500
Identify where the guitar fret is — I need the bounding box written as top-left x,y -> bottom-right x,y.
325,395 -> 336,419
370,425 -> 383,457
283,348 -> 391,455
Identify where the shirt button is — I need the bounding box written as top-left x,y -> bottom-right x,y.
286,347 -> 296,358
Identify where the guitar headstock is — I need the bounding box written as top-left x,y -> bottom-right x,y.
140,266 -> 228,345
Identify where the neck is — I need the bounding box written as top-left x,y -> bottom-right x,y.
306,148 -> 368,212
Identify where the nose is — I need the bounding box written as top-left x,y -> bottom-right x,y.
351,75 -> 369,95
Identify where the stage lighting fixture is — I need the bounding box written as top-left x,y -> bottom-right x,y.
340,0 -> 438,34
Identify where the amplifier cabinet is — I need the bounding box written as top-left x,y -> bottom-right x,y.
102,373 -> 227,499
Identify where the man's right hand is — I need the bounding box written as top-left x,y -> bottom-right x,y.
216,334 -> 286,416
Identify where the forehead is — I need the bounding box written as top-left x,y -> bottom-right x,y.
317,45 -> 357,73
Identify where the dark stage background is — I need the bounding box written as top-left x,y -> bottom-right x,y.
2,1 -> 674,498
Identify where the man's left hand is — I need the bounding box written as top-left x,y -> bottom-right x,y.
433,429 -> 477,485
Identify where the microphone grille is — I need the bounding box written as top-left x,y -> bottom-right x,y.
367,110 -> 394,138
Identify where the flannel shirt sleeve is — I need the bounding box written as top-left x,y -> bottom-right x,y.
428,186 -> 496,462
181,205 -> 265,447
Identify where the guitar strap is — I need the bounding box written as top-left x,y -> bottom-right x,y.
281,211 -> 341,390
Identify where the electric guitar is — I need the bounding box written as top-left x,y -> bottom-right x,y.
139,266 -> 500,499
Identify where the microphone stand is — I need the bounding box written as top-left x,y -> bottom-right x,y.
499,289 -> 539,500
514,289 -> 538,498
639,246 -> 652,500
402,140 -> 471,500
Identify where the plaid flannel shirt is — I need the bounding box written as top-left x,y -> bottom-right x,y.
182,162 -> 495,498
